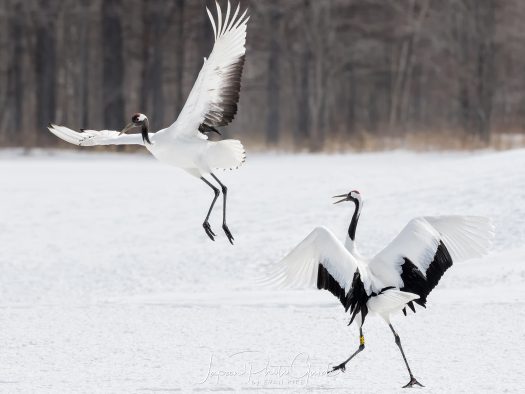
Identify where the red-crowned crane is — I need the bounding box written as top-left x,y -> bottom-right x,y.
48,1 -> 249,244
266,190 -> 494,387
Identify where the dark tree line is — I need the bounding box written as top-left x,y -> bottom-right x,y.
0,0 -> 524,150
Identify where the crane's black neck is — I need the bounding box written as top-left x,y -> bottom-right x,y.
142,119 -> 151,144
348,200 -> 361,241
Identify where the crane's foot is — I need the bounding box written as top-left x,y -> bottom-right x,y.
203,221 -> 216,241
328,362 -> 347,374
222,224 -> 234,245
402,377 -> 424,388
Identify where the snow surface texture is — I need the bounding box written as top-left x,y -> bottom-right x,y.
0,149 -> 524,393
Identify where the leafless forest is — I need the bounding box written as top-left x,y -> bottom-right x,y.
1,0 -> 524,151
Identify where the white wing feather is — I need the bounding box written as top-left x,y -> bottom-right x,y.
424,216 -> 494,261
369,216 -> 494,287
48,124 -> 145,146
265,226 -> 371,294
166,1 -> 249,138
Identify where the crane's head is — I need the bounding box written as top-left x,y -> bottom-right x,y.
120,113 -> 151,144
333,190 -> 361,205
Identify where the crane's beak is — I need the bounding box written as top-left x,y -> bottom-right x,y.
332,194 -> 348,204
119,123 -> 136,135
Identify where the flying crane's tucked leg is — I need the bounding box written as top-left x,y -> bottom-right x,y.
200,177 -> 220,241
329,328 -> 366,373
211,173 -> 234,244
389,324 -> 424,388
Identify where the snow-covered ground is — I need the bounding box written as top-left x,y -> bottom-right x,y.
0,149 -> 524,393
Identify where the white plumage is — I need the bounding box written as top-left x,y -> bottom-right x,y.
265,189 -> 494,387
48,1 -> 250,244
370,215 -> 494,289
267,226 -> 371,294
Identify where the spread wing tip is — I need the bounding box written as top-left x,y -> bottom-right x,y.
207,1 -> 249,41
47,124 -> 83,146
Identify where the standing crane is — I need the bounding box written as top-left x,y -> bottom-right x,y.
266,190 -> 494,387
48,1 -> 249,244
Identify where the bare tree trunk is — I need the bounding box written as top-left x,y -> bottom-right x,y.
141,0 -> 176,130
265,0 -> 281,146
343,52 -> 357,138
102,0 -> 124,130
388,0 -> 429,132
474,0 -> 495,143
79,0 -> 90,127
175,0 -> 185,115
296,49 -> 311,148
34,0 -> 57,145
6,0 -> 23,142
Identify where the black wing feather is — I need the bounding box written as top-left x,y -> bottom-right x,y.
317,265 -> 370,325
400,241 -> 453,309
198,123 -> 221,135
203,55 -> 245,128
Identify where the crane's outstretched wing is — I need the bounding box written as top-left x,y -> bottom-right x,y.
265,226 -> 372,325
48,124 -> 146,146
369,216 -> 494,310
165,1 -> 249,139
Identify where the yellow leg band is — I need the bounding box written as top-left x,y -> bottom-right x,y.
360,335 -> 365,346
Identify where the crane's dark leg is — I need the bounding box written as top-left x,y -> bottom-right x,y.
329,328 -> 365,373
200,177 -> 220,241
211,173 -> 234,244
389,324 -> 424,388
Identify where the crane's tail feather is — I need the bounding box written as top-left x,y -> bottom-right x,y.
368,289 -> 420,320
208,139 -> 246,170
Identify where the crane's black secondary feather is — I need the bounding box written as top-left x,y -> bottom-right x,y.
317,265 -> 370,325
425,241 -> 453,291
400,241 -> 453,310
203,55 -> 245,128
198,123 -> 221,135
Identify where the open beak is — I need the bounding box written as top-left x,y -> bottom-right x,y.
119,122 -> 136,135
332,194 -> 348,204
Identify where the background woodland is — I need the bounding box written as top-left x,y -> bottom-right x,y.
1,0 -> 524,151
